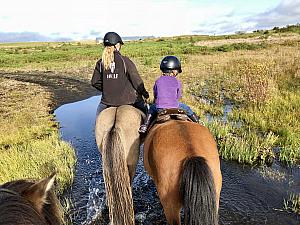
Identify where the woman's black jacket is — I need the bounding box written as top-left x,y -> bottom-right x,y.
91,51 -> 149,106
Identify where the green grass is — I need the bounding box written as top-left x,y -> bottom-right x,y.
284,193 -> 300,214
0,42 -> 99,70
0,36 -> 273,72
206,119 -> 277,165
0,27 -> 299,169
0,132 -> 75,193
231,92 -> 300,165
0,77 -> 76,192
1,24 -> 299,71
183,54 -> 299,165
60,196 -> 77,224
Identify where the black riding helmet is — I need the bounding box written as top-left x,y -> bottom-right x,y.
160,55 -> 182,73
103,32 -> 124,46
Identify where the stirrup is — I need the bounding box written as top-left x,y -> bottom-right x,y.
176,114 -> 189,121
139,125 -> 147,133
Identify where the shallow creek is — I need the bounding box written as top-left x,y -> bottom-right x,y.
54,96 -> 299,225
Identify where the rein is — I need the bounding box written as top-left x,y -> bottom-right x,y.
0,188 -> 20,202
0,188 -> 19,196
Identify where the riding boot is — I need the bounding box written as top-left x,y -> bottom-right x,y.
139,114 -> 152,133
189,113 -> 200,123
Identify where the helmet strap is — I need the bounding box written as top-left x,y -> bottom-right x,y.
114,43 -> 121,51
163,72 -> 172,76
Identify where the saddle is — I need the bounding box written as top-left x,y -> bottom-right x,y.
148,108 -> 192,131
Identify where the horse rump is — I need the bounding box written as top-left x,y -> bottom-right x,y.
179,156 -> 218,225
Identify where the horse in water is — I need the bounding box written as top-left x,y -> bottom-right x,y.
144,119 -> 222,225
95,105 -> 144,225
0,173 -> 64,225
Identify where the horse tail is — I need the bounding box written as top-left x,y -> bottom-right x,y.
102,125 -> 135,225
180,156 -> 218,225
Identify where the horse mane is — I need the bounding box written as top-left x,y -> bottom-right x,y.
0,175 -> 64,225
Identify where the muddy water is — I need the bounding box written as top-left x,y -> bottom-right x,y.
55,96 -> 300,225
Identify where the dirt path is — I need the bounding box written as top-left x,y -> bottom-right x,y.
1,72 -> 98,111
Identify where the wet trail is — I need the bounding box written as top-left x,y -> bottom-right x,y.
54,96 -> 300,225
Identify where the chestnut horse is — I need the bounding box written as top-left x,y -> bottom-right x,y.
95,105 -> 144,225
144,120 -> 222,225
0,173 -> 64,225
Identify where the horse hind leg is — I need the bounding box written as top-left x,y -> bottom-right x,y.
158,189 -> 181,225
161,201 -> 181,225
127,164 -> 137,184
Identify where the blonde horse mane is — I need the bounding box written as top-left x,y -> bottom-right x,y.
95,105 -> 143,225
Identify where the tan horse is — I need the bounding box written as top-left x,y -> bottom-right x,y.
95,105 -> 144,225
144,120 -> 222,225
0,173 -> 64,225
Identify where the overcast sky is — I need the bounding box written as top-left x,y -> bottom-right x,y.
0,0 -> 299,42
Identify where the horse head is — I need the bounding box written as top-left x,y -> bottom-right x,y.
0,173 -> 64,225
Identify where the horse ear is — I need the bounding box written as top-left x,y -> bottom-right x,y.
22,172 -> 56,213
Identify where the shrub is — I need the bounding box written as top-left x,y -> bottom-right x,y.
226,60 -> 278,104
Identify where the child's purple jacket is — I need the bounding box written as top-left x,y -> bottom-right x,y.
153,75 -> 182,108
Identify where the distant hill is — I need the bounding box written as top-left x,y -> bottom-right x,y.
253,23 -> 300,34
1,23 -> 299,44
123,36 -> 155,41
0,32 -> 72,43
95,35 -> 155,43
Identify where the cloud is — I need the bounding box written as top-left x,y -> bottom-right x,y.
1,0 -> 299,40
0,32 -> 72,43
192,13 -> 247,35
246,0 -> 300,30
192,0 -> 300,35
0,0 -> 203,38
51,32 -> 61,36
90,30 -> 101,36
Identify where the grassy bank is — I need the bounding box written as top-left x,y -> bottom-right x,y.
0,77 -> 75,192
182,45 -> 299,166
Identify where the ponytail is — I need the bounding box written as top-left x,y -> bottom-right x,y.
102,46 -> 115,70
